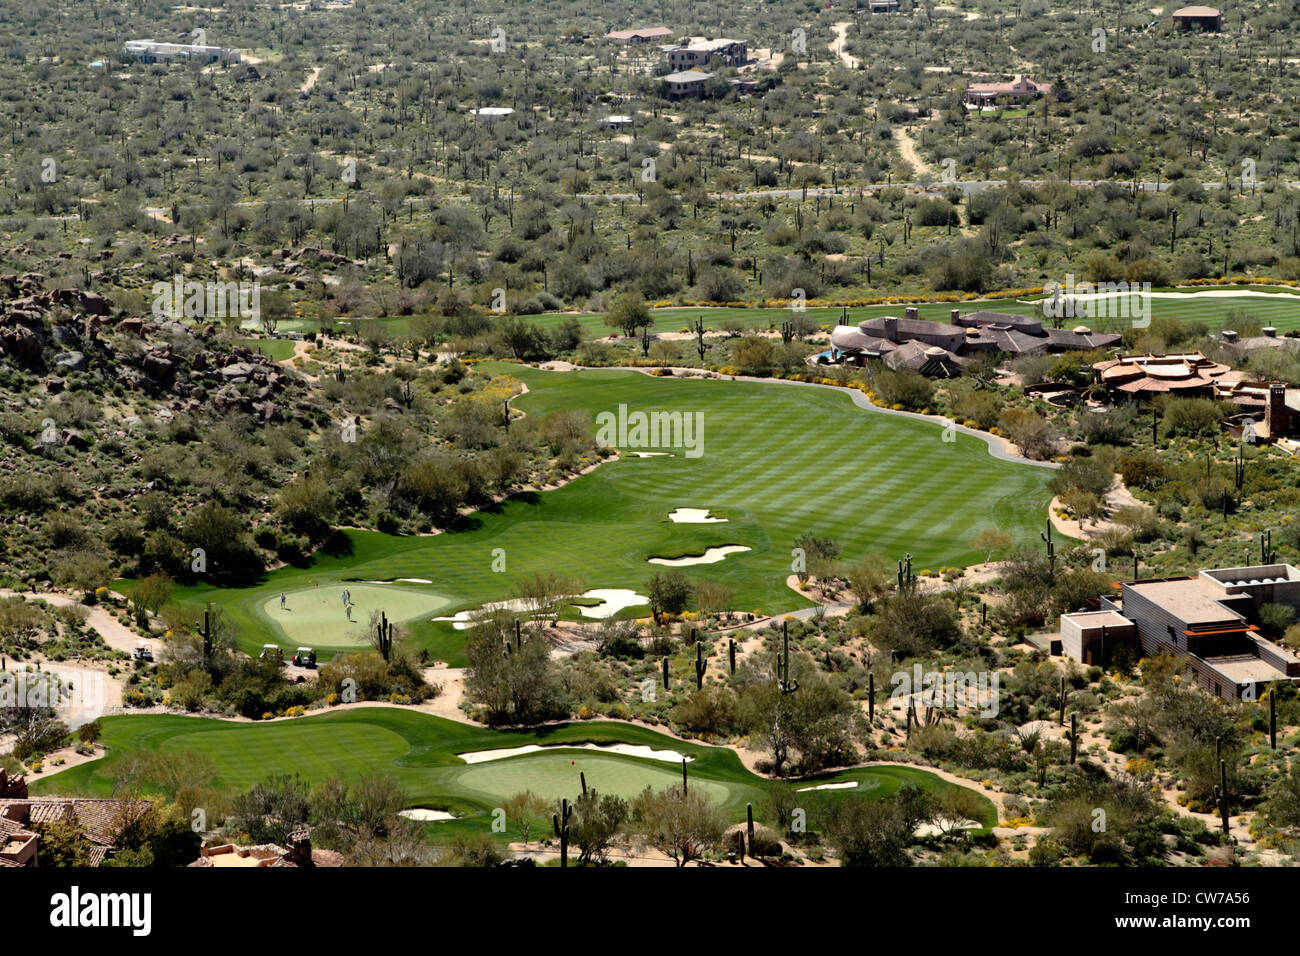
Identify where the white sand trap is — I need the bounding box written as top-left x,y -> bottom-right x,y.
630,452 -> 672,458
649,545 -> 751,567
365,578 -> 433,584
575,589 -> 648,619
399,809 -> 456,821
433,598 -> 533,630
459,742 -> 692,765
915,817 -> 980,838
668,508 -> 728,523
796,781 -> 859,793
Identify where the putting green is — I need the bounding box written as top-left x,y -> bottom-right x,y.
451,752 -> 733,805
258,584 -> 454,649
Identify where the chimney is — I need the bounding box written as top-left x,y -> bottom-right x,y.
904,306 -> 919,323
950,309 -> 961,325
882,316 -> 898,341
1263,326 -> 1277,338
1267,383 -> 1290,438
286,829 -> 314,867
1221,330 -> 1238,343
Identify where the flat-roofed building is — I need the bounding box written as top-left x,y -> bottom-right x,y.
125,39 -> 241,64
605,26 -> 674,45
667,38 -> 747,70
1062,564 -> 1300,700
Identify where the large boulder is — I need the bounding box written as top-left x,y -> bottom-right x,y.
142,354 -> 175,380
54,350 -> 86,373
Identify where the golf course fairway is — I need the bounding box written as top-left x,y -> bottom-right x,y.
160,363 -> 1055,661
32,709 -> 997,842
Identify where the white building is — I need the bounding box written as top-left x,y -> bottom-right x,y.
125,40 -> 241,64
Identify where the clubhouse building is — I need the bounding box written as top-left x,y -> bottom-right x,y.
827,307 -> 1121,375
1063,565 -> 1300,700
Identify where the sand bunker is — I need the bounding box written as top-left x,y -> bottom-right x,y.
399,809 -> 456,821
575,589 -> 648,619
630,452 -> 672,458
364,578 -> 433,584
795,781 -> 859,793
459,742 -> 692,765
668,508 -> 727,523
432,598 -> 533,630
649,545 -> 751,567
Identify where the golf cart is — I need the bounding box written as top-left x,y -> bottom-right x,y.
292,647 -> 317,669
133,640 -> 153,662
259,644 -> 284,663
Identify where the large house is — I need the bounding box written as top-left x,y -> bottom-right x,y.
1063,565 -> 1300,700
661,69 -> 713,100
1092,352 -> 1299,442
1172,5 -> 1222,30
605,26 -> 674,45
963,74 -> 1051,108
0,797 -> 150,867
828,307 -> 1121,375
124,40 -> 241,64
666,38 -> 748,70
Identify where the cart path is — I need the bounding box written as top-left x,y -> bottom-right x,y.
0,589 -> 141,655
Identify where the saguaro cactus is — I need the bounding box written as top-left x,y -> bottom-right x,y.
695,643 -> 706,690
778,621 -> 799,695
376,612 -> 394,662
867,672 -> 875,722
1218,759 -> 1230,835
1069,712 -> 1078,764
728,638 -> 736,675
553,799 -> 572,867
662,656 -> 669,690
196,608 -> 214,661
1041,517 -> 1056,579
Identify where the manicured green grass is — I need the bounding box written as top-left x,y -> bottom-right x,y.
32,709 -> 995,840
455,753 -> 731,805
528,289 -> 1300,339
235,337 -> 296,360
256,583 -> 453,649
167,364 -> 1053,660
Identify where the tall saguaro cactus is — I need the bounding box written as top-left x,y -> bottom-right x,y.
376,612 -> 394,662
1041,517 -> 1056,579
695,643 -> 706,689
196,607 -> 214,661
553,799 -> 572,867
778,621 -> 799,695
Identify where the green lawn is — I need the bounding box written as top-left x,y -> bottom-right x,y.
235,337 -> 296,360
248,288 -> 1300,344
166,364 -> 1054,661
257,583 -> 453,650
32,709 -> 996,841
